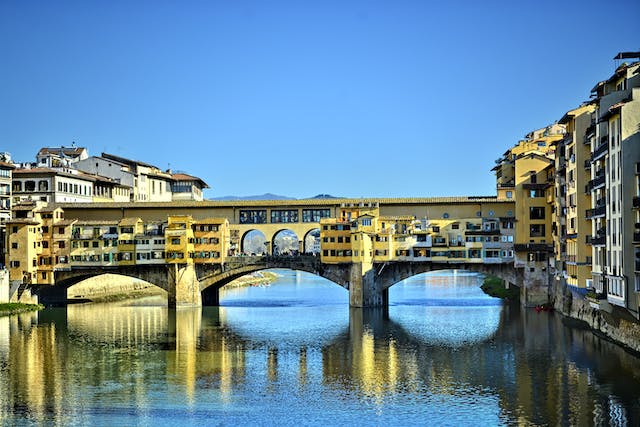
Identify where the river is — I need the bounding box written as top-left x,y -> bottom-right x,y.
1,269 -> 639,426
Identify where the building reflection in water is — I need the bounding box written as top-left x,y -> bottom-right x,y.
1,272 -> 639,425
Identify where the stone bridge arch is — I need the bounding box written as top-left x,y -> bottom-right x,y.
35,265 -> 172,305
197,256 -> 352,305
374,261 -> 519,291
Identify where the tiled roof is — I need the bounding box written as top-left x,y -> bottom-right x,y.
53,196 -> 508,211
38,147 -> 86,156
172,173 -> 209,188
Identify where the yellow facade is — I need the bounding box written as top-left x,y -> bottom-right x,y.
190,217 -> 230,264
70,220 -> 119,267
165,215 -> 194,264
320,207 -> 513,266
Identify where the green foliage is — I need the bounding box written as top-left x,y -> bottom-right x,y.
0,303 -> 44,316
480,275 -> 520,301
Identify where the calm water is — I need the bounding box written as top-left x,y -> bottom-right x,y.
1,270 -> 640,426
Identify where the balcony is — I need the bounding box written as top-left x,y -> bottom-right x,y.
584,159 -> 591,169
585,123 -> 595,140
633,196 -> 640,209
586,174 -> 605,193
591,142 -> 608,162
591,235 -> 605,246
464,229 -> 501,236
514,243 -> 552,252
522,183 -> 550,190
586,205 -> 606,219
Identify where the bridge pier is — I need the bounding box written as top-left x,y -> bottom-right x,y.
348,263 -> 387,307
168,264 -> 202,308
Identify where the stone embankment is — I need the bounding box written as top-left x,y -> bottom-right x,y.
552,280 -> 640,354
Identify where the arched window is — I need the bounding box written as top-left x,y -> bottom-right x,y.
38,180 -> 48,191
25,181 -> 36,192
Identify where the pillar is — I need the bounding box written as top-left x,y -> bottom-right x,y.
202,286 -> 220,306
167,263 -> 202,308
348,263 -> 386,307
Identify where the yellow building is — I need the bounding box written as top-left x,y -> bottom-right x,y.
6,202 -> 75,285
189,217 -> 230,264
555,104 -> 596,289
164,215 -> 230,265
321,206 -> 514,267
70,220 -> 119,267
117,217 -> 143,265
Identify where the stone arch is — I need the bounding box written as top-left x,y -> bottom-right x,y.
240,229 -> 267,255
303,228 -> 320,254
375,262 -> 518,292
271,229 -> 300,255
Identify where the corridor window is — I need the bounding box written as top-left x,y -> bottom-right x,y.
240,210 -> 267,224
302,209 -> 331,222
271,210 -> 299,223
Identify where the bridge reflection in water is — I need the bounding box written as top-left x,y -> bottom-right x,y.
0,276 -> 640,425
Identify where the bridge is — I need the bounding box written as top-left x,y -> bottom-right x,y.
37,255 -> 523,307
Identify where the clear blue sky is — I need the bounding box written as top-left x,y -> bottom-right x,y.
1,1 -> 638,199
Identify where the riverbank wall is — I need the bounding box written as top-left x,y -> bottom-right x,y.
0,270 -> 8,303
551,278 -> 640,354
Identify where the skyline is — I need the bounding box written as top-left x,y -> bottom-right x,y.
1,0 -> 639,199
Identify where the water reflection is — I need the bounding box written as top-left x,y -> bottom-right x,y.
0,272 -> 639,425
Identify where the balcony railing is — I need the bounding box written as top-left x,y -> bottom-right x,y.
591,235 -> 605,246
514,243 -> 553,252
586,205 -> 606,218
591,142 -> 608,162
586,174 -> 605,193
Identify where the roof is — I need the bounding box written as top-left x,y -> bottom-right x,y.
0,161 -> 15,170
38,147 -> 87,157
118,217 -> 142,226
101,153 -> 158,170
6,219 -> 39,225
172,173 -> 210,188
74,219 -> 119,225
13,168 -> 96,181
52,196 -> 510,211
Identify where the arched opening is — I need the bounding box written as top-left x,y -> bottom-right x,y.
303,228 -> 320,255
272,229 -> 300,255
65,273 -> 167,303
241,229 -> 267,255
387,270 -> 502,345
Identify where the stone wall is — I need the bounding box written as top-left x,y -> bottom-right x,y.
552,279 -> 640,354
0,269 -> 8,303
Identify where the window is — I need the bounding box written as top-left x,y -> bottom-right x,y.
530,224 -> 545,237
271,210 -> 299,223
302,209 -> 331,222
443,213 -> 449,219
239,210 -> 267,224
529,207 -> 545,220
529,189 -> 544,198
171,238 -> 180,245
11,242 -> 17,249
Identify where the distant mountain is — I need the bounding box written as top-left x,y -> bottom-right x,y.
210,193 -> 296,201
306,194 -> 340,199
